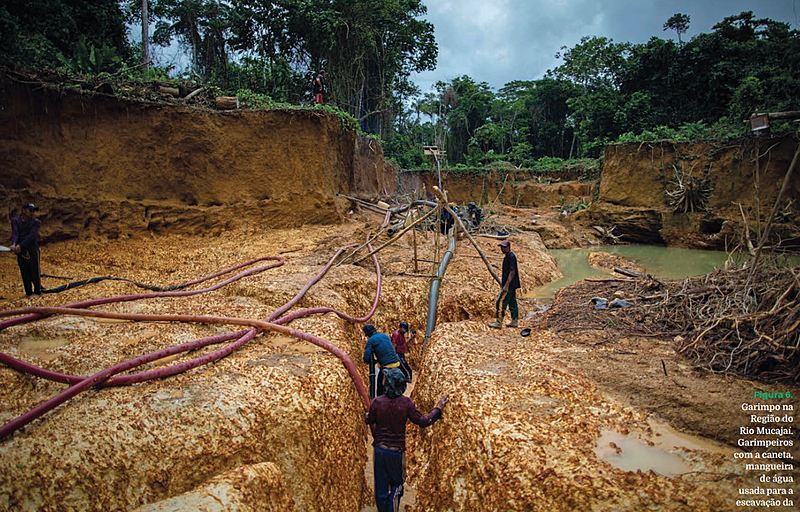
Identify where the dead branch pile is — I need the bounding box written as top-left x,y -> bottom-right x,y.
539,264 -> 800,383
652,266 -> 800,383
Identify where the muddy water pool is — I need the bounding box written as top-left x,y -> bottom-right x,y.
595,418 -> 733,477
528,246 -> 733,304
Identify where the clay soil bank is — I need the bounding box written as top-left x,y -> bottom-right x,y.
1,209 -> 797,511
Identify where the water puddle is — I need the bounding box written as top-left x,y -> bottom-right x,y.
18,336 -> 71,361
595,419 -> 732,477
528,246 -> 732,304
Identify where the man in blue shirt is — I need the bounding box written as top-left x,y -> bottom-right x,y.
362,323 -> 400,399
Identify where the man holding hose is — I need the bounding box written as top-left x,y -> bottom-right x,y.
488,239 -> 520,328
10,203 -> 43,297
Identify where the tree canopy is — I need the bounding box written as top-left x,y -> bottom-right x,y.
1,5 -> 798,167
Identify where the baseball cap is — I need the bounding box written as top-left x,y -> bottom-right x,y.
498,240 -> 511,247
22,203 -> 38,211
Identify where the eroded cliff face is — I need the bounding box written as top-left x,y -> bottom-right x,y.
579,137 -> 800,248
400,169 -> 594,208
0,72 -> 395,242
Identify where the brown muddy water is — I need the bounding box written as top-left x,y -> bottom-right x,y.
529,246 -> 735,303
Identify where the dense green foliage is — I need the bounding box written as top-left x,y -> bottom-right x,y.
1,0 -> 131,70
1,5 -> 798,169
390,11 -> 800,166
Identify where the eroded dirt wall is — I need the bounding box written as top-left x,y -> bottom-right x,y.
400,169 -> 594,208
0,73 -> 394,242
0,229 -> 378,512
582,136 -> 800,248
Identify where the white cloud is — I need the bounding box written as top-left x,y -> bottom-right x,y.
411,0 -> 799,94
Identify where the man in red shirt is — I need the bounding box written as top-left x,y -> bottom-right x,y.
390,321 -> 414,382
365,368 -> 448,512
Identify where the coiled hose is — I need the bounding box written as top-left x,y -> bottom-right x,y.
0,241 -> 382,440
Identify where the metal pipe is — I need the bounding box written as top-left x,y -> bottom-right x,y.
421,229 -> 456,357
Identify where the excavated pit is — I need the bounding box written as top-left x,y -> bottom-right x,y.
3,219 -> 797,511
0,218 -> 556,511
2,73 -> 799,511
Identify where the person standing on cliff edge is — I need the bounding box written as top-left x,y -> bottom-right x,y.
10,203 -> 43,296
313,70 -> 326,104
488,239 -> 521,328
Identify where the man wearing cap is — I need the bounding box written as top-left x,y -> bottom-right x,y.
488,239 -> 521,328
391,321 -> 415,382
10,203 -> 43,296
366,367 -> 448,512
362,324 -> 401,399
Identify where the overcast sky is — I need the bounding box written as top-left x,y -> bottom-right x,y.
410,0 -> 800,94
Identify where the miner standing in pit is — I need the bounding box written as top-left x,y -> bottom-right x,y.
488,239 -> 520,328
362,323 -> 401,399
10,203 -> 43,297
391,321 -> 414,382
366,367 -> 448,512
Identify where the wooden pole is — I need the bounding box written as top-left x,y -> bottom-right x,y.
215,96 -> 239,110
353,206 -> 440,264
412,208 -> 419,272
748,140 -> 800,278
432,186 -> 502,285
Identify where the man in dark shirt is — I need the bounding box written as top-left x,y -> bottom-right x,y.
488,239 -> 521,328
365,367 -> 448,512
10,203 -> 43,296
466,202 -> 482,228
390,321 -> 414,382
362,323 -> 401,399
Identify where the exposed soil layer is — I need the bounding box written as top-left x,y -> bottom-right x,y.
2,208 -> 797,511
1,71 -> 798,511
0,70 -> 396,242
582,138 -> 800,249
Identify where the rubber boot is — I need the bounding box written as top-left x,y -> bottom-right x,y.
506,319 -> 519,328
488,319 -> 503,329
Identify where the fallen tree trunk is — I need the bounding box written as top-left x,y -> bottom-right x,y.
216,96 -> 239,110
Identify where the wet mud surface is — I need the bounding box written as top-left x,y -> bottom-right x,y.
0,207 -> 798,511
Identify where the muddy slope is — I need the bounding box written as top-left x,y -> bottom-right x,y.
0,71 -> 395,242
580,137 -> 800,248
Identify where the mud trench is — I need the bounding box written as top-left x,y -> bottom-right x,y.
1,214 -> 798,511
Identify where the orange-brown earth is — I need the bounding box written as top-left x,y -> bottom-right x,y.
1,70 -> 798,511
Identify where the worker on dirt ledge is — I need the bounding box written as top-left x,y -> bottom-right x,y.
363,323 -> 401,399
466,201 -> 482,228
488,239 -> 521,328
10,203 -> 43,297
365,367 -> 448,512
313,70 -> 326,104
391,321 -> 415,382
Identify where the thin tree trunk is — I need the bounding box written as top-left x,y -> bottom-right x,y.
141,0 -> 149,70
